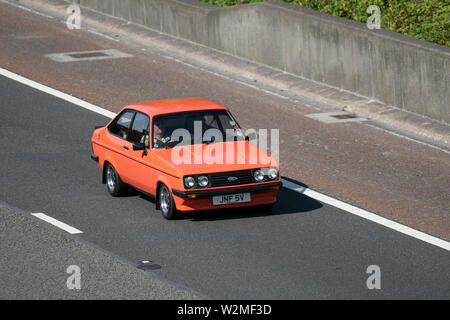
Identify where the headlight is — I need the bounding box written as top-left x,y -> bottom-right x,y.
253,169 -> 264,182
198,175 -> 209,187
184,176 -> 196,188
267,167 -> 279,180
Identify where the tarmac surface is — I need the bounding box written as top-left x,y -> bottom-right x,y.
0,76 -> 448,299
0,0 -> 449,299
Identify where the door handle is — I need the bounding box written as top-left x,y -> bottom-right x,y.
123,145 -> 129,150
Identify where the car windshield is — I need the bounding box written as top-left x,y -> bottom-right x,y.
152,109 -> 243,149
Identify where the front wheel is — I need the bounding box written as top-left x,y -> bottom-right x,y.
159,184 -> 179,220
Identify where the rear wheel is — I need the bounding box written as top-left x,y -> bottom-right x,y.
159,184 -> 178,220
105,163 -> 128,197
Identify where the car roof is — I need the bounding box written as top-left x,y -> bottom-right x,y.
125,98 -> 228,116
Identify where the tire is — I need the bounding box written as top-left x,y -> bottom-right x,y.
105,163 -> 128,197
159,184 -> 178,220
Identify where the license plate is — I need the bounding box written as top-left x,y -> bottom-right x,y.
213,193 -> 251,206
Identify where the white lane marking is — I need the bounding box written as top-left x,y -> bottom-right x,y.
0,0 -> 56,20
0,68 -> 116,119
31,213 -> 83,234
1,67 -> 449,251
3,0 -> 449,156
365,123 -> 450,155
282,179 -> 450,252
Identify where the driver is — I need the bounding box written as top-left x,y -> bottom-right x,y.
153,119 -> 167,148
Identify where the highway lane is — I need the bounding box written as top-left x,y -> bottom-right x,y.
1,76 -> 449,299
1,0 -> 449,240
0,201 -> 202,299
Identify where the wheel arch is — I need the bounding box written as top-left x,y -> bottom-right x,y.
155,175 -> 174,210
102,158 -> 118,184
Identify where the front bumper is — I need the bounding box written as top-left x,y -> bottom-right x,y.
172,181 -> 282,198
172,181 -> 282,212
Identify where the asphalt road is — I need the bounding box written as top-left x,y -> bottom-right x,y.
0,201 -> 202,299
1,0 -> 449,240
1,76 -> 449,299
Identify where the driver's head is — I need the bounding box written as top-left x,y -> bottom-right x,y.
153,119 -> 164,139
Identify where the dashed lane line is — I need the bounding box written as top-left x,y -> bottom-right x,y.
31,213 -> 83,235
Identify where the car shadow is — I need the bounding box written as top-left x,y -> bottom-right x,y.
126,177 -> 322,221
126,188 -> 156,203
179,176 -> 322,221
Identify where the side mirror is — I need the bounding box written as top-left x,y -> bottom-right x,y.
133,142 -> 148,156
133,143 -> 145,151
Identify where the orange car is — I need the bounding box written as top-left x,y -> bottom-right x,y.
91,98 -> 281,219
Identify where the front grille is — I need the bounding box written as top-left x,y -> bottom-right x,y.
210,169 -> 254,187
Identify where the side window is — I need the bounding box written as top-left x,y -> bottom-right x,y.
129,112 -> 149,145
218,112 -> 238,130
109,110 -> 135,140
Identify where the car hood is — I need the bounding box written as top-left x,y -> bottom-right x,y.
152,140 -> 278,175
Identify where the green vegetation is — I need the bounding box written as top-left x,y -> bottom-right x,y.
200,0 -> 450,46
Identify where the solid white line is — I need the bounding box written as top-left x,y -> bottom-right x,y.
281,179 -> 450,252
0,68 -> 116,119
0,0 -> 56,20
1,68 -> 449,252
3,0 -> 449,156
31,213 -> 83,235
365,123 -> 450,155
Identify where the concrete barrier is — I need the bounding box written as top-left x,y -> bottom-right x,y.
73,0 -> 450,124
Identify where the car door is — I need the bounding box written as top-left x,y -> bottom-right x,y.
125,111 -> 157,194
105,109 -> 135,184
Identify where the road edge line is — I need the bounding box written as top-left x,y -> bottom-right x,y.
282,179 -> 450,251
0,67 -> 116,119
